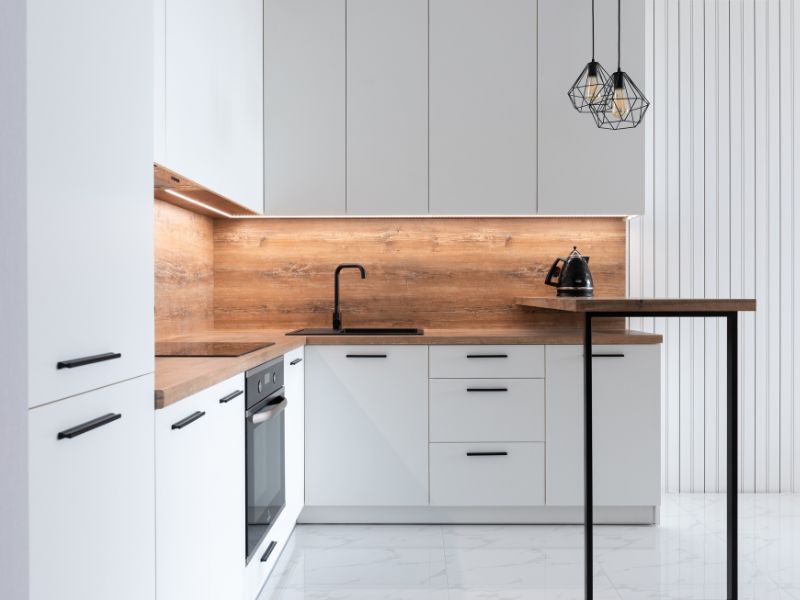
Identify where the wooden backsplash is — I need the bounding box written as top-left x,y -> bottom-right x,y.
213,217 -> 627,330
155,200 -> 215,339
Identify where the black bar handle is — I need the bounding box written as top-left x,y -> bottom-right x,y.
466,354 -> 508,359
171,411 -> 206,430
346,354 -> 387,358
260,541 -> 277,563
57,413 -> 122,440
591,353 -> 625,358
290,358 -> 303,365
57,352 -> 121,370
219,390 -> 243,404
466,388 -> 508,393
466,451 -> 508,457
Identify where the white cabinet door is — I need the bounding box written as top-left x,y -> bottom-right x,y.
284,346 -> 305,522
305,345 -> 429,506
429,0 -> 537,215
346,0 -> 428,215
29,375 -> 155,600
27,0 -> 153,408
264,0 -> 346,215
155,375 -> 245,600
537,0 -> 645,215
164,0 -> 263,213
545,345 -> 661,506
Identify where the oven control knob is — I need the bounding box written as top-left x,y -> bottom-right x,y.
272,373 -> 277,384
257,380 -> 263,393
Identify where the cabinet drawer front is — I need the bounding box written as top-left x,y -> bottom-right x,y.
429,379 -> 544,442
429,345 -> 544,378
430,442 -> 544,506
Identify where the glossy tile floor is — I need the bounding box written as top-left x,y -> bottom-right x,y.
259,494 -> 800,599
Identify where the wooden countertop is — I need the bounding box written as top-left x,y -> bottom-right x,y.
516,297 -> 757,313
155,327 -> 663,408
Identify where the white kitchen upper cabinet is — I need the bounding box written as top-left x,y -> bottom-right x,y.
305,345 -> 429,506
155,375 -> 245,600
164,0 -> 264,213
284,346 -> 305,522
264,0 -> 346,215
346,0 -> 428,215
29,375 -> 155,600
537,0 -> 645,215
26,0 -> 153,408
545,345 -> 661,507
429,0 -> 537,215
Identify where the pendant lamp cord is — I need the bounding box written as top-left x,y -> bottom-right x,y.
591,0 -> 595,60
617,0 -> 621,71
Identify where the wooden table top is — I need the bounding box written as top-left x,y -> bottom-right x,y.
516,297 -> 757,313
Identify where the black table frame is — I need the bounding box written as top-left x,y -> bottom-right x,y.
583,310 -> 738,600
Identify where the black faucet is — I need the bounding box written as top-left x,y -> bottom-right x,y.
333,263 -> 366,331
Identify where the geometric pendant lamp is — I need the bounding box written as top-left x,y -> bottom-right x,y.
589,0 -> 650,129
567,0 -> 611,113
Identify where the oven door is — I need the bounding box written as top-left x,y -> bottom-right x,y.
245,389 -> 287,562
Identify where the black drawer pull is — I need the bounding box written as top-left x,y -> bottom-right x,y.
466,388 -> 508,393
346,354 -> 387,358
171,411 -> 206,430
290,357 -> 303,365
57,352 -> 121,370
260,541 -> 277,563
466,451 -> 508,457
466,354 -> 508,359
591,353 -> 625,358
58,413 -> 122,440
219,390 -> 243,404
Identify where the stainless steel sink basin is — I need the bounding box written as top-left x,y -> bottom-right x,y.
287,327 -> 424,336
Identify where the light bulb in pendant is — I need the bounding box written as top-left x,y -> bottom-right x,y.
612,85 -> 629,119
585,73 -> 599,104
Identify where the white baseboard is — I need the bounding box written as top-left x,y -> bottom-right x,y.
299,505 -> 659,525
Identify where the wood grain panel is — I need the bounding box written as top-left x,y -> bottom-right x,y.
155,200 -> 215,339
213,217 -> 628,330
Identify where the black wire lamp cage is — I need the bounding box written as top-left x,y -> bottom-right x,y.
589,0 -> 650,129
567,0 -> 611,112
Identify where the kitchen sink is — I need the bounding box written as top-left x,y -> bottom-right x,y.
287,327 -> 424,336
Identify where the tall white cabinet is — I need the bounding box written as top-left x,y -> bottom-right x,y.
346,0 -> 429,215
27,0 -> 154,408
29,376 -> 156,600
156,0 -> 264,213
429,0 -> 538,215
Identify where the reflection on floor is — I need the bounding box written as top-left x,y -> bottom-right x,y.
259,494 -> 800,600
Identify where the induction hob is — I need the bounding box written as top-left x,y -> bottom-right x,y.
155,341 -> 275,357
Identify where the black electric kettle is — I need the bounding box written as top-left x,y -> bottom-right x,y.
544,247 -> 594,297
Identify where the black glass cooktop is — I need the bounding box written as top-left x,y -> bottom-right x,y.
155,341 -> 275,357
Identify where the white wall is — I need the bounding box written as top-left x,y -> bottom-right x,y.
629,0 -> 800,493
0,0 -> 29,597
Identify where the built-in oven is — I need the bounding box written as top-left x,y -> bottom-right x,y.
245,356 -> 286,563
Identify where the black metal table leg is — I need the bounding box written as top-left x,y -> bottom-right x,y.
727,313 -> 738,600
584,313 -> 594,600
582,310 -> 739,600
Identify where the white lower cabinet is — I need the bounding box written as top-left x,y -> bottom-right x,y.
430,442 -> 545,506
305,345 -> 429,506
155,374 -> 245,600
28,375 -> 156,600
545,344 -> 661,507
284,346 -> 305,521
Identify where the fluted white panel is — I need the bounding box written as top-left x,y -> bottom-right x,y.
630,0 -> 800,493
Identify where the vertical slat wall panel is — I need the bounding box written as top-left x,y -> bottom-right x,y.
634,0 -> 799,492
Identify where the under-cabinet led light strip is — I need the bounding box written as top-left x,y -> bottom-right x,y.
162,188 -> 253,218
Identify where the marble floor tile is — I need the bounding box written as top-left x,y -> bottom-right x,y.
260,494 -> 800,600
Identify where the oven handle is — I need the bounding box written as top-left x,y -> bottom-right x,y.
247,396 -> 288,424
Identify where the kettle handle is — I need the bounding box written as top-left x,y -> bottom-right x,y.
545,258 -> 566,287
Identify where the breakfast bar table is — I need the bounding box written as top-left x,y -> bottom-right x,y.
516,297 -> 757,600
